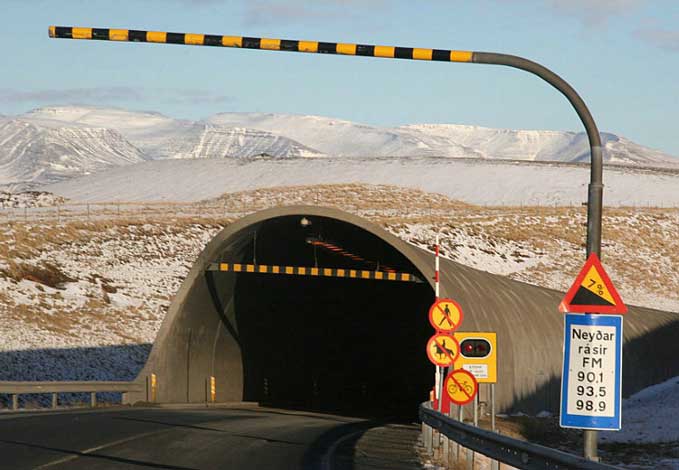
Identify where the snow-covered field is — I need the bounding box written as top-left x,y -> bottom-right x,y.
0,184 -> 678,468
1,184 -> 677,360
602,376 -> 679,445
44,157 -> 679,207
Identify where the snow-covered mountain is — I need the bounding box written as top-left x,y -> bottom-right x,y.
0,119 -> 144,188
21,107 -> 324,160
3,105 -> 677,188
158,123 -> 324,160
208,112 -> 484,158
211,112 -> 679,166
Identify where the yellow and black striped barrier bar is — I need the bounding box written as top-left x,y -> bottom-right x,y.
206,262 -> 422,283
48,26 -> 473,63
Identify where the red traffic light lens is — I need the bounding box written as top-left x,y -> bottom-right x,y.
460,339 -> 491,358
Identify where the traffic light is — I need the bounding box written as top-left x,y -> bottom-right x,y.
459,338 -> 491,358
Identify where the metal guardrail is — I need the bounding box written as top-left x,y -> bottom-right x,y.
0,381 -> 143,410
420,402 -> 620,470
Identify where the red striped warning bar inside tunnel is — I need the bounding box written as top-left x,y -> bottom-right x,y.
206,263 -> 422,283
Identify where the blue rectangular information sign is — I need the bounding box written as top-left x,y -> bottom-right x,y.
560,313 -> 622,430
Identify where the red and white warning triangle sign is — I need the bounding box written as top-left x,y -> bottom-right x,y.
559,253 -> 627,314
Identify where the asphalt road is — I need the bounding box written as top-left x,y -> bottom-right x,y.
0,405 -> 423,470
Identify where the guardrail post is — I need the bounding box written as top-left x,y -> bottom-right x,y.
11,394 -> 18,410
52,393 -> 58,409
90,392 -> 97,407
423,422 -> 433,455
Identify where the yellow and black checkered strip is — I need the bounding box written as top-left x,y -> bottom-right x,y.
48,26 -> 474,63
207,263 -> 422,283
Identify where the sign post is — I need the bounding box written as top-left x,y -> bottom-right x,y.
559,253 -> 627,461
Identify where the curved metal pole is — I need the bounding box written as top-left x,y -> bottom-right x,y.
472,52 -> 602,258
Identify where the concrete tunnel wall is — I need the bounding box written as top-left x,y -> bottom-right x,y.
126,205 -> 679,413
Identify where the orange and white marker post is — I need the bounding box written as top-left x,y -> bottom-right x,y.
434,234 -> 441,407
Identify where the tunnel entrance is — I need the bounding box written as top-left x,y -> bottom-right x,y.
210,214 -> 434,418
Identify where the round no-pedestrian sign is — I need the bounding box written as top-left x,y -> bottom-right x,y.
428,298 -> 463,333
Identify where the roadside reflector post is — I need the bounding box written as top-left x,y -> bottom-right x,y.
147,373 -> 158,403
11,394 -> 18,410
207,376 -> 216,404
90,392 -> 97,407
52,393 -> 57,409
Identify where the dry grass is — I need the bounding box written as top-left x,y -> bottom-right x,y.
212,183 -> 471,214
1,183 -> 677,344
3,261 -> 76,288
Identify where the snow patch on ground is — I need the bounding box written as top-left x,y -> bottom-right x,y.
602,376 -> 679,444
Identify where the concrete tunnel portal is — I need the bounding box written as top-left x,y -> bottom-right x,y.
217,213 -> 434,414
128,206 -> 679,418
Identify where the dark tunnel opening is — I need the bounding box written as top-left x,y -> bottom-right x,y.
217,215 -> 435,418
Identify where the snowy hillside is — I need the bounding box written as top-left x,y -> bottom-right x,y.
0,119 -> 144,188
20,107 -> 323,160
161,123 -> 325,159
13,105 -> 678,165
208,112 -> 484,158
209,111 -> 679,165
43,157 -> 679,207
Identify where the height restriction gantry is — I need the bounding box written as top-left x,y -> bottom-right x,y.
48,24 -> 604,259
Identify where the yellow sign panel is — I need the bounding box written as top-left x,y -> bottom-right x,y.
426,333 -> 460,367
428,299 -> 464,333
580,266 -> 616,304
453,332 -> 497,384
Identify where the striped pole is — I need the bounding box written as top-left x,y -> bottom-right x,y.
434,233 -> 442,410
48,26 -> 474,64
46,26 -> 604,270
435,234 -> 440,300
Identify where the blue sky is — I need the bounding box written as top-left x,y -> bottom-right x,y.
2,0 -> 678,155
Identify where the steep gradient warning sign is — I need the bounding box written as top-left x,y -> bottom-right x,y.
559,253 -> 627,314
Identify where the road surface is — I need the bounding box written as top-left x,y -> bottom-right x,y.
0,405 -> 423,469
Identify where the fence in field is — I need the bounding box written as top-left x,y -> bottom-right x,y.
0,200 -> 674,226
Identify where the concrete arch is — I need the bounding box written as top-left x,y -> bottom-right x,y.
128,206 -> 679,414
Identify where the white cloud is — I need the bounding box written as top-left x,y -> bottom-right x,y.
634,28 -> 679,52
0,87 -> 232,106
548,0 -> 645,26
0,87 -> 142,104
242,0 -> 385,26
494,0 -> 646,27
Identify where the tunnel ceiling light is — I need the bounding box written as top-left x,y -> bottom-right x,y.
304,237 -> 398,273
